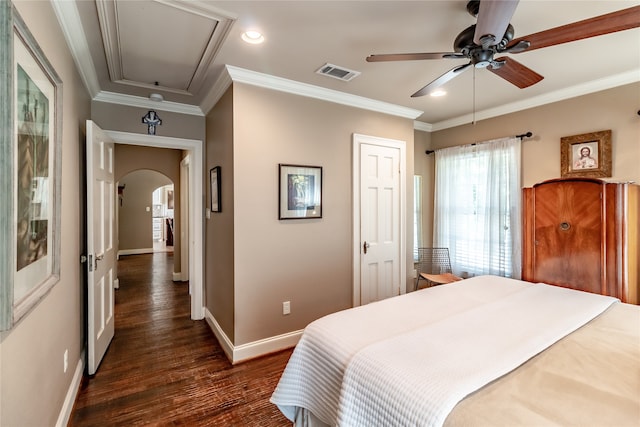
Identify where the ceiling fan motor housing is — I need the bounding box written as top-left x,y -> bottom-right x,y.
471,49 -> 493,68
454,24 -> 515,53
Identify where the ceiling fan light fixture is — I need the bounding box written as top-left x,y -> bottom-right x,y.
241,30 -> 265,44
149,93 -> 163,102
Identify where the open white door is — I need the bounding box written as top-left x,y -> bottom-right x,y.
353,134 -> 406,306
86,120 -> 116,375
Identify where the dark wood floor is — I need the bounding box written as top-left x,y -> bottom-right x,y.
69,253 -> 293,426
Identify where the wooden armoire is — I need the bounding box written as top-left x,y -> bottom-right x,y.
522,178 -> 639,304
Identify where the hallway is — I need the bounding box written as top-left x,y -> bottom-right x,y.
69,253 -> 292,426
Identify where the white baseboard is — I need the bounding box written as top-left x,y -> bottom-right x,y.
233,329 -> 303,363
114,278 -> 120,290
204,309 -> 234,362
204,308 -> 302,364
118,248 -> 154,256
55,352 -> 84,427
172,272 -> 182,282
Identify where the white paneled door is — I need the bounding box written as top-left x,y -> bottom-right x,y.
353,134 -> 406,306
86,120 -> 116,375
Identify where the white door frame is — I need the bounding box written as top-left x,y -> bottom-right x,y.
180,156 -> 190,284
106,130 -> 204,320
352,133 -> 407,307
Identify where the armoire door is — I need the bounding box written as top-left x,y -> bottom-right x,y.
529,180 -> 603,294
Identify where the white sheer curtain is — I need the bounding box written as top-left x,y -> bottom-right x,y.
433,137 -> 521,278
413,175 -> 423,262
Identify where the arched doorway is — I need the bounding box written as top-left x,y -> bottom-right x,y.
108,130 -> 204,321
117,169 -> 174,255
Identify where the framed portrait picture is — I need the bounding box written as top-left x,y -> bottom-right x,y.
560,130 -> 612,178
1,4 -> 63,329
210,166 -> 221,212
279,164 -> 322,220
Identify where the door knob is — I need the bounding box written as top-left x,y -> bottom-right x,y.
363,241 -> 370,254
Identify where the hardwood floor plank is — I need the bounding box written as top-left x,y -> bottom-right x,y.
70,253 -> 293,426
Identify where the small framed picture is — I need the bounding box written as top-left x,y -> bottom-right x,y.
561,130 -> 611,178
210,166 -> 221,212
279,164 -> 322,220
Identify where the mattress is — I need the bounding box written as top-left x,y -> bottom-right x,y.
270,275 -> 640,426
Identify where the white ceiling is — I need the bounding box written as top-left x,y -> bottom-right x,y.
57,0 -> 640,130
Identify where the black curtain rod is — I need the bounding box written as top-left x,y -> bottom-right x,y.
425,131 -> 533,155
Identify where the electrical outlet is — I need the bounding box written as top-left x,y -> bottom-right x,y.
63,349 -> 68,373
282,301 -> 291,315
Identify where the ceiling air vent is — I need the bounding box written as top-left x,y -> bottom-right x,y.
316,63 -> 361,82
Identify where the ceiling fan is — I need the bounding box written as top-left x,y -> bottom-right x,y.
366,0 -> 640,97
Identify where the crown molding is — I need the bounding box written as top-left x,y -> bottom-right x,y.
200,68 -> 233,115
431,70 -> 640,131
51,0 -> 101,98
94,91 -> 204,116
224,65 -> 423,120
413,121 -> 432,132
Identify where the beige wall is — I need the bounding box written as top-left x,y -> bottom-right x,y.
430,83 -> 640,186
91,101 -> 206,142
217,83 -> 415,346
416,83 -> 640,248
118,169 -> 172,251
115,145 -> 183,271
205,87 -> 235,342
0,1 -> 91,425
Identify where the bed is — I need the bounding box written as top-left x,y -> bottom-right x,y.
270,275 -> 640,426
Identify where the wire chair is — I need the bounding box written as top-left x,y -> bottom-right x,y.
415,248 -> 462,290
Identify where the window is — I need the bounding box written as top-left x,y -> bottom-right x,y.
433,137 -> 521,278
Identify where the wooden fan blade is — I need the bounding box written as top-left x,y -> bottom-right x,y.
366,52 -> 465,62
411,63 -> 472,97
508,5 -> 640,52
488,57 -> 544,88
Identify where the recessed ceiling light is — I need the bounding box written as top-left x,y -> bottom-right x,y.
241,30 -> 264,44
430,90 -> 447,97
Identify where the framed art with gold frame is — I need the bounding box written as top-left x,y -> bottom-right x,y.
560,130 -> 611,178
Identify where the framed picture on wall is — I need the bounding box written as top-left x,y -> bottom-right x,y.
279,164 -> 322,220
561,130 -> 612,178
1,4 -> 63,329
210,166 -> 221,212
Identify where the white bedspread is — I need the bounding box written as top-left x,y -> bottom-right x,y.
270,276 -> 617,427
